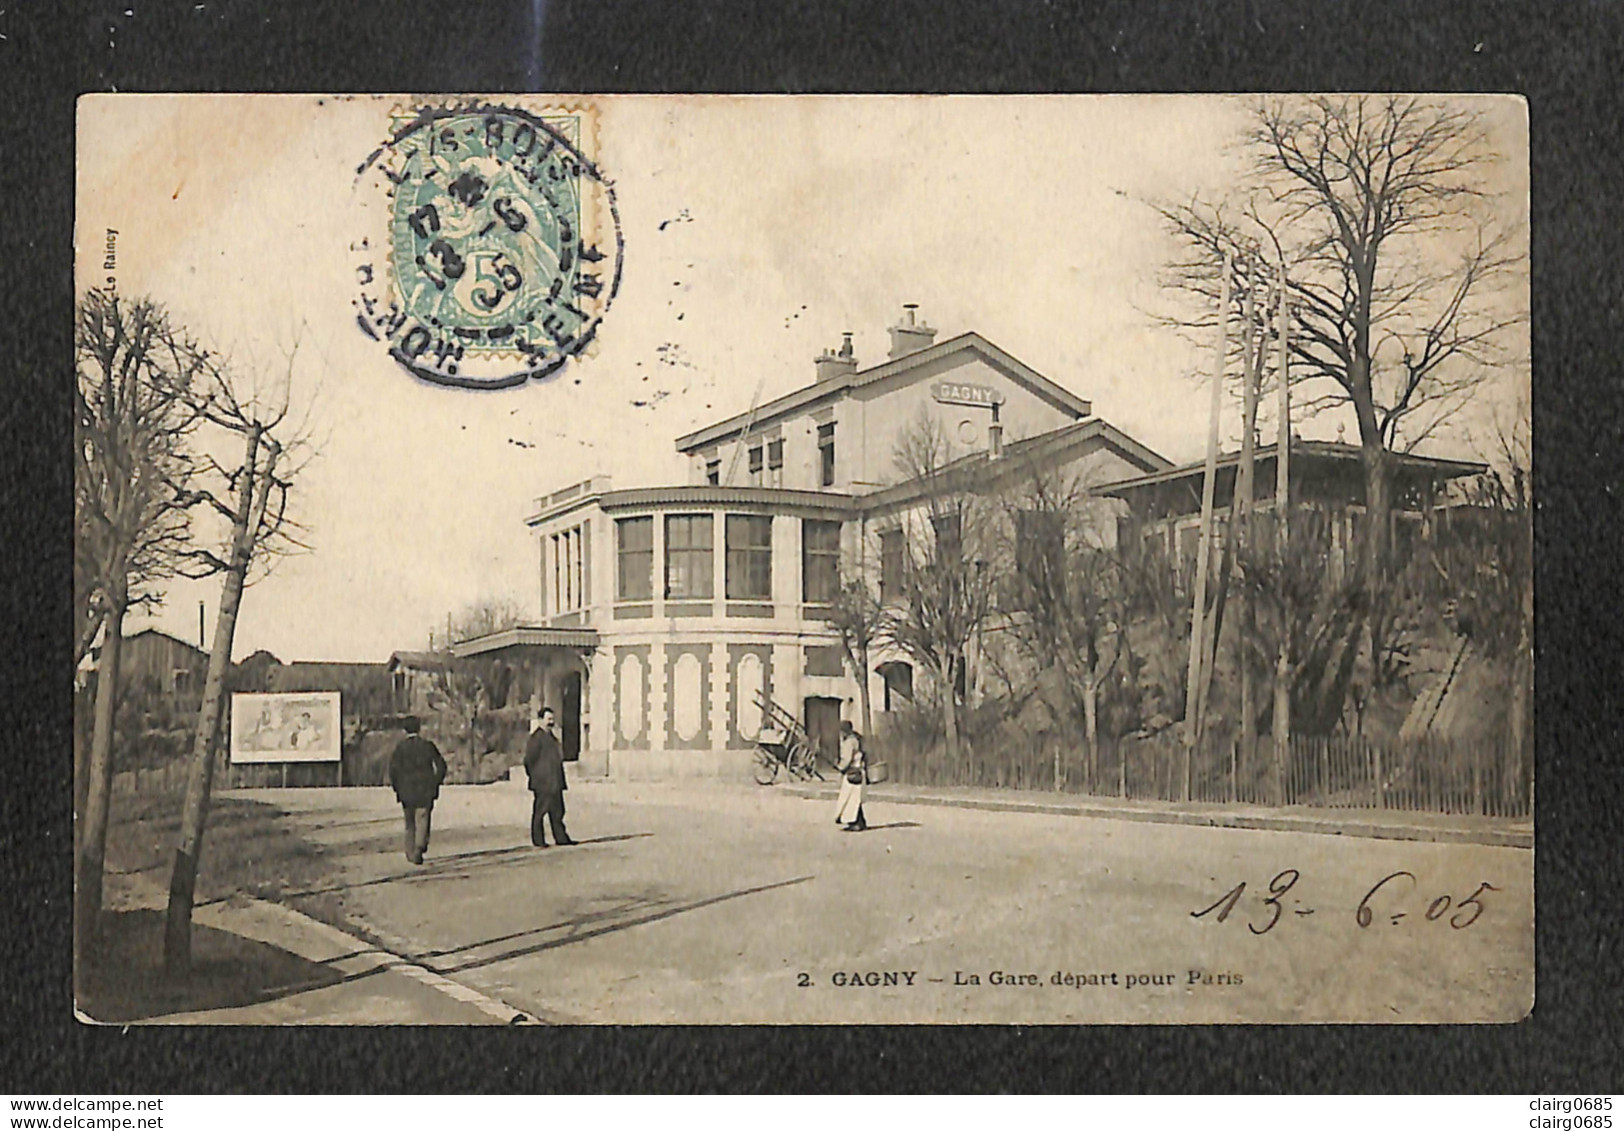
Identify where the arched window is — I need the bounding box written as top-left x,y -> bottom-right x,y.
877,660 -> 913,712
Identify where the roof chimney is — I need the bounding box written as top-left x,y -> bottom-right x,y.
888,303 -> 937,360
813,331 -> 858,382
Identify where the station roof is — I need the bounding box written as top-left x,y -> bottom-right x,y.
672,331 -> 1093,454
529,484 -> 857,525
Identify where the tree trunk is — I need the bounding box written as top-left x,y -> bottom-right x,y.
1506,581 -> 1533,813
164,426 -> 269,976
855,639 -> 874,744
75,594 -> 125,964
162,552 -> 248,975
941,656 -> 960,762
1356,409 -> 1393,675
1272,644 -> 1291,804
1082,670 -> 1099,792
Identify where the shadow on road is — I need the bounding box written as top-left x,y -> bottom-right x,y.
215,833 -> 656,907
434,875 -> 816,975
859,821 -> 922,831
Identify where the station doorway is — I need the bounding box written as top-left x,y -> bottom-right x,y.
803,696 -> 842,771
561,669 -> 582,762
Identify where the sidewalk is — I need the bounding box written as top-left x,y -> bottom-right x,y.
780,781 -> 1532,848
83,867 -> 533,1025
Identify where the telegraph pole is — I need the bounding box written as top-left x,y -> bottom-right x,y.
1234,267 -> 1261,791
1184,250 -> 1230,796
1272,252 -> 1292,803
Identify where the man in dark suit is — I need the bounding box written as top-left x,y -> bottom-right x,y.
387,716 -> 447,865
523,706 -> 574,847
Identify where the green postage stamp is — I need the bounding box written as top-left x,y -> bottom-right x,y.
355,102 -> 622,389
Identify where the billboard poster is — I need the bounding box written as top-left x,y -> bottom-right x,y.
230,692 -> 342,763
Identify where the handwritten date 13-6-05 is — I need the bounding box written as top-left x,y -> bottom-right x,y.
1191,869 -> 1502,935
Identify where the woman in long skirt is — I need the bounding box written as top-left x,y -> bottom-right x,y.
834,720 -> 867,832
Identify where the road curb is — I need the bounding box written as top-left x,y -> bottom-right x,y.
780,785 -> 1533,848
200,895 -> 539,1025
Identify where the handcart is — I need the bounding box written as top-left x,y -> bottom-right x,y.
751,691 -> 829,785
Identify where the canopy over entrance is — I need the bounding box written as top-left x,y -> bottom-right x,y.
452,626 -> 599,761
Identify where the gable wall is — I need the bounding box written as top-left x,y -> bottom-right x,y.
683,347 -> 1087,496
848,351 -> 1081,491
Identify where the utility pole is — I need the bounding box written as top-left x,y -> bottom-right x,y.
1272,252 -> 1293,804
1184,249 -> 1230,797
1234,268 -> 1261,790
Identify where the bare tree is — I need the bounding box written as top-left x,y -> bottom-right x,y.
996,462 -> 1125,789
74,289 -> 207,960
1416,405 -> 1532,805
877,411 -> 995,762
1119,537 -> 1192,734
1233,507 -> 1370,797
427,658 -> 497,780
436,595 -> 528,646
1159,96 -> 1526,679
162,346 -> 315,975
828,572 -> 883,742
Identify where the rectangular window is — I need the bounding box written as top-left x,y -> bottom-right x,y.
881,662 -> 913,711
802,519 -> 842,604
767,438 -> 784,487
1015,510 -> 1065,585
747,445 -> 764,487
616,516 -> 654,601
726,514 -> 774,600
1115,515 -> 1136,555
879,528 -> 905,601
804,645 -> 845,677
664,513 -> 714,599
933,512 -> 963,562
1177,522 -> 1199,573
550,525 -> 587,613
818,422 -> 836,487
705,459 -> 720,486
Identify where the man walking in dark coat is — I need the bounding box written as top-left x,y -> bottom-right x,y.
387,716 -> 447,865
524,706 -> 574,847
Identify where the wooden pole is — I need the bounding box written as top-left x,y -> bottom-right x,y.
1184,250 -> 1230,791
1271,256 -> 1293,806
1235,272 -> 1261,785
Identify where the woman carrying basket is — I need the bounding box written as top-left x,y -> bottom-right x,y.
834,719 -> 868,832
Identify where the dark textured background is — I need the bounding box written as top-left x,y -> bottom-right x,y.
3,0 -> 1620,1094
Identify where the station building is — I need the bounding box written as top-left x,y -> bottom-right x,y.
454,305 -> 1171,778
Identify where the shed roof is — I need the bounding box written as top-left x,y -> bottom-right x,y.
269,661 -> 392,695
387,650 -> 451,672
123,627 -> 207,659
1094,440 -> 1487,498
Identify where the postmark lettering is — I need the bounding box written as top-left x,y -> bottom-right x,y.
354,102 -> 622,390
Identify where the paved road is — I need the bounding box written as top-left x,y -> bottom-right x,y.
241,782 -> 1533,1024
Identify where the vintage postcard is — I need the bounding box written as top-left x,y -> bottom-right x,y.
73,94 -> 1531,1024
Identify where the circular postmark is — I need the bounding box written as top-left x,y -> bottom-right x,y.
353,102 -> 622,390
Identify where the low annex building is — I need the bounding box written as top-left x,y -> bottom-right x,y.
456,306 -> 1171,779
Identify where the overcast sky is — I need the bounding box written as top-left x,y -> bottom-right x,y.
76,95 -> 1529,662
